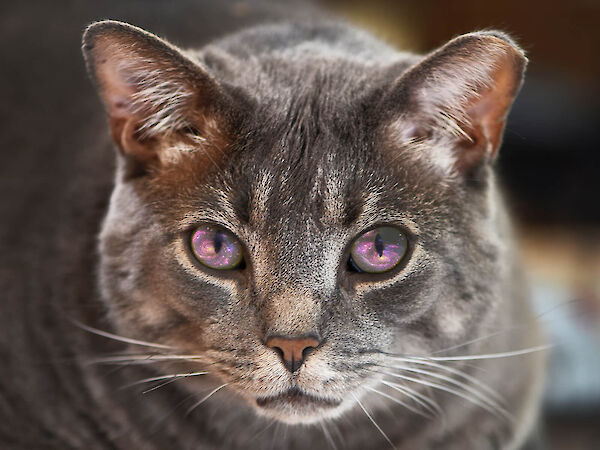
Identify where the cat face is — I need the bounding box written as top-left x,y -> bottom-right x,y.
85,21 -> 525,424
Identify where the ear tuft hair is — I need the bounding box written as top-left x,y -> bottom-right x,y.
385,31 -> 527,176
82,21 -> 231,167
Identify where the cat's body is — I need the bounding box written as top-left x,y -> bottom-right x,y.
0,2 -> 544,449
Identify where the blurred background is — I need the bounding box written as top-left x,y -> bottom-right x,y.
2,0 -> 599,448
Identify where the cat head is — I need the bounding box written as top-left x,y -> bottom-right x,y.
83,21 -> 526,424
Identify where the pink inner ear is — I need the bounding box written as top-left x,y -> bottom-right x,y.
84,23 -> 236,172
386,33 -> 527,175
109,94 -> 134,118
95,53 -> 138,120
464,54 -> 523,160
402,123 -> 430,142
93,54 -> 151,156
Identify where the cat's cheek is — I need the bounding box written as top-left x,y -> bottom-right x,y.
153,285 -> 246,351
349,245 -> 442,324
430,297 -> 476,341
100,266 -> 193,346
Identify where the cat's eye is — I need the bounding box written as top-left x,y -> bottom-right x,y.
349,226 -> 407,274
190,225 -> 243,270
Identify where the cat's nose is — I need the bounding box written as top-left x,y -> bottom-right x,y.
265,335 -> 321,373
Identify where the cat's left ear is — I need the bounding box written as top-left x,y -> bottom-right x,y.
384,31 -> 526,175
82,21 -> 233,170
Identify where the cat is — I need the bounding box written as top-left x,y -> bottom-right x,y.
0,6 -> 545,450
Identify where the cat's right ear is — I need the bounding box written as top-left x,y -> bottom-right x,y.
383,31 -> 527,177
82,21 -> 232,172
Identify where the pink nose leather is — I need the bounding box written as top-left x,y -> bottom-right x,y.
266,336 -> 320,373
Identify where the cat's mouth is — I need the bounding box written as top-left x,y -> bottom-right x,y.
256,387 -> 341,410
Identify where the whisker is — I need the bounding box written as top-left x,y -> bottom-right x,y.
185,383 -> 228,415
250,418 -> 277,443
409,344 -> 552,362
379,380 -> 443,418
422,300 -> 574,356
269,422 -> 282,450
430,330 -> 518,355
352,393 -> 397,450
142,377 -> 180,394
328,420 -> 346,448
73,321 -> 173,349
281,423 -> 290,448
380,370 -> 511,421
384,364 -> 504,410
534,297 -> 583,322
89,354 -> 202,365
365,386 -> 433,419
125,371 -> 209,389
320,422 -> 339,450
100,354 -> 157,377
390,357 -> 504,403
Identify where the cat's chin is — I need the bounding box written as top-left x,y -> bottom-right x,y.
253,387 -> 348,424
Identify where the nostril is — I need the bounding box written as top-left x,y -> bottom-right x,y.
271,345 -> 284,359
302,345 -> 316,360
265,335 -> 321,373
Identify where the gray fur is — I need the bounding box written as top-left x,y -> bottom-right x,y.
0,5 -> 544,449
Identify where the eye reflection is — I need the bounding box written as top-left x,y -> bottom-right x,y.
350,226 -> 407,273
190,225 -> 243,270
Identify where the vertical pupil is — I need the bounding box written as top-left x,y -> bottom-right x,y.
213,232 -> 224,254
374,233 -> 384,257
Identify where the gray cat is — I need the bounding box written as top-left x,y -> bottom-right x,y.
0,9 -> 545,450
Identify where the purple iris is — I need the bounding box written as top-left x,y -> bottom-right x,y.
350,227 -> 407,273
191,225 -> 243,270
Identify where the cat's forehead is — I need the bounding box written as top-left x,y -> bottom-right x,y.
225,121 -> 429,232
156,54 -> 449,231
243,158 -> 363,230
